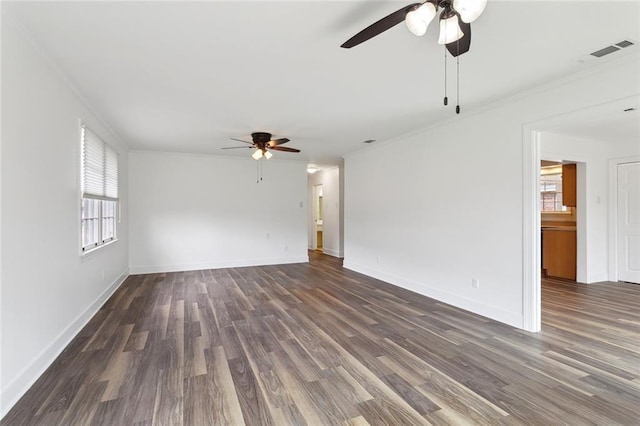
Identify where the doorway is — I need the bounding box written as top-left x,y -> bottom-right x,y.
313,184 -> 323,251
524,96 -> 640,332
540,161 -> 578,281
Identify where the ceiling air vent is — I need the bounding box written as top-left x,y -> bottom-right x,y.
616,40 -> 634,48
590,40 -> 635,58
591,45 -> 621,58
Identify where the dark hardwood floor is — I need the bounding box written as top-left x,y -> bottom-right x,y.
3,252 -> 639,425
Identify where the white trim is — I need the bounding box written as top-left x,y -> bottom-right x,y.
343,261 -> 523,329
129,255 -> 309,275
80,237 -> 119,260
589,272 -> 610,283
522,127 -> 541,332
608,156 -> 640,282
0,270 -> 129,418
575,162 -> 587,283
321,248 -> 344,258
0,6 -> 3,420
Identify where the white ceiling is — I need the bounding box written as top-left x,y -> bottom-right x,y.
5,1 -> 640,166
539,97 -> 640,144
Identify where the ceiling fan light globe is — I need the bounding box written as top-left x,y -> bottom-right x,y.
405,11 -> 427,36
405,3 -> 436,36
252,149 -> 263,160
453,0 -> 487,23
438,14 -> 464,45
264,151 -> 273,159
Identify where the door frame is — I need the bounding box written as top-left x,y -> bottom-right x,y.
311,184 -> 323,250
522,126 -> 541,332
524,127 -> 609,332
523,98 -> 638,332
608,156 -> 640,282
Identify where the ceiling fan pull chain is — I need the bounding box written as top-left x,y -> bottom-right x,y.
257,159 -> 262,184
456,39 -> 461,114
443,45 -> 448,106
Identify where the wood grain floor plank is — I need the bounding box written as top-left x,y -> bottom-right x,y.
268,350 -> 335,426
151,367 -> 183,426
57,381 -> 107,426
3,251 -> 639,425
227,354 -> 274,426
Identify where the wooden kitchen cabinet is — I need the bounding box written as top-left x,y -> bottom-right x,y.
542,228 -> 576,280
562,163 -> 576,207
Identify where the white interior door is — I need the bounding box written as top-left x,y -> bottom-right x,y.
617,161 -> 640,284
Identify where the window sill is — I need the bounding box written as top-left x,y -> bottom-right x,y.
81,238 -> 119,261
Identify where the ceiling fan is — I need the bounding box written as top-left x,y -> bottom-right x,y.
222,132 -> 301,160
341,0 -> 487,113
341,0 -> 486,56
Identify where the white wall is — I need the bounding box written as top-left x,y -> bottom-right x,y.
608,138 -> 640,159
307,166 -> 343,257
1,13 -> 129,416
344,56 -> 640,329
129,151 -> 308,273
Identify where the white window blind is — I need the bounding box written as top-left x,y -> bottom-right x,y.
80,124 -> 119,252
81,125 -> 118,200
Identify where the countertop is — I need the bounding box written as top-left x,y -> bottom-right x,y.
542,226 -> 577,232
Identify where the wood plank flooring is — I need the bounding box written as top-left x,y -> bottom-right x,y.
3,251 -> 640,425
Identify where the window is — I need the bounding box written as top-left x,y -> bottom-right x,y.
80,124 -> 118,252
540,165 -> 567,212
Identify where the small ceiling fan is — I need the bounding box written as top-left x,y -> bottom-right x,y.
222,132 -> 301,160
340,0 -> 487,56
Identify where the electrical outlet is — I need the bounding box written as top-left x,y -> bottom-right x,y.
472,277 -> 480,289
376,255 -> 381,264
284,245 -> 288,252
266,233 -> 270,239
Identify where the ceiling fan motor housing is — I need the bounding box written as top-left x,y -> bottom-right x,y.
251,132 -> 272,147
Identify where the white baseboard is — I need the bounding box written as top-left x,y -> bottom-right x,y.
586,272 -> 609,283
0,270 -> 129,418
321,248 -> 344,258
343,261 -> 523,329
129,255 -> 309,275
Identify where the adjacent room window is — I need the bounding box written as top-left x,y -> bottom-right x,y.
81,124 -> 119,252
540,165 -> 567,212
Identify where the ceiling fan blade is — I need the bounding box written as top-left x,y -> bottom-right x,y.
230,138 -> 253,144
268,138 -> 290,147
270,146 -> 300,153
341,3 -> 421,49
446,21 -> 471,57
221,146 -> 252,150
